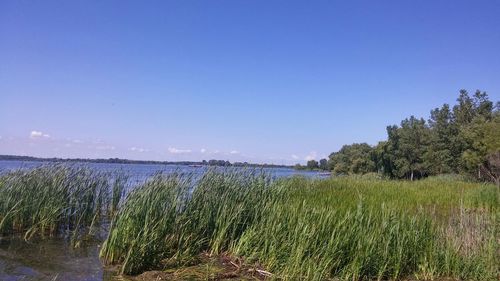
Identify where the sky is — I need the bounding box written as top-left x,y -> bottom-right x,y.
1,1 -> 499,165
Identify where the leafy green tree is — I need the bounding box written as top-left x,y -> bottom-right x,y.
425,104 -> 461,174
472,90 -> 494,120
480,115 -> 500,186
453,90 -> 477,126
294,163 -> 305,170
328,143 -> 375,175
319,159 -> 329,170
455,90 -> 496,175
461,113 -> 500,181
307,160 -> 319,169
386,116 -> 430,180
373,141 -> 395,176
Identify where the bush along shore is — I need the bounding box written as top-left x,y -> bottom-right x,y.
0,165 -> 498,280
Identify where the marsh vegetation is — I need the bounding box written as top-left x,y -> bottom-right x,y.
0,165 -> 498,280
103,174 -> 499,280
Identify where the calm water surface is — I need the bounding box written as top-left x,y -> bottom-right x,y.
0,238 -> 116,281
0,160 -> 329,281
0,160 -> 326,180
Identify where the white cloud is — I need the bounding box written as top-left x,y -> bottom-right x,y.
130,147 -> 149,153
168,147 -> 192,154
30,131 -> 42,138
200,148 -> 207,153
96,145 -> 115,150
30,130 -> 50,139
304,151 -> 318,161
230,150 -> 239,154
291,154 -> 299,160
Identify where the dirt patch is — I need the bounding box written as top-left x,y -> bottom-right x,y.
121,253 -> 270,281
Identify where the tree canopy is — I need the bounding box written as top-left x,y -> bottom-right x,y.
328,143 -> 375,175
324,90 -> 499,183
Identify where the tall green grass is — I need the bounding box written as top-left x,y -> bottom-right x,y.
234,177 -> 499,280
100,169 -> 278,274
0,164 -> 125,243
101,172 -> 499,280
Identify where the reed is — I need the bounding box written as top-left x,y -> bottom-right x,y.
101,172 -> 499,280
100,169 -> 278,274
233,177 -> 499,280
0,164 -> 125,243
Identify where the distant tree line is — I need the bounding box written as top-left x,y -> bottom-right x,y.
0,155 -> 290,169
324,90 -> 499,184
294,159 -> 329,171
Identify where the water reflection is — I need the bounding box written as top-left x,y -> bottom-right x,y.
0,237 -> 116,281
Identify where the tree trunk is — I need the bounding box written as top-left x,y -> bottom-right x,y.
410,170 -> 414,181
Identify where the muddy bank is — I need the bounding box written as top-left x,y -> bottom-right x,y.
125,254 -> 269,281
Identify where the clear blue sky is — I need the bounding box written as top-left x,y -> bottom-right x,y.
1,1 -> 499,164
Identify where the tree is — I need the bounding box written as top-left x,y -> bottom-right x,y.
373,141 -> 394,176
456,91 -> 496,177
425,104 -> 461,174
319,159 -> 328,170
328,143 -> 375,175
461,113 -> 500,182
453,90 -> 476,126
472,90 -> 494,120
294,163 -> 305,170
208,160 -> 231,166
482,152 -> 500,187
307,160 -> 319,169
386,116 -> 430,180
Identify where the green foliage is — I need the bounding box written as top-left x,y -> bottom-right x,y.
385,116 -> 431,180
328,143 -> 376,175
481,114 -> 500,153
425,104 -> 462,174
460,112 -> 500,184
319,158 -> 328,170
306,159 -> 319,169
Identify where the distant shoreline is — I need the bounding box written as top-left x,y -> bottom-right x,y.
0,154 -> 292,169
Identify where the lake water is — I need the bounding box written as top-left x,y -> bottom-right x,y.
0,237 -> 116,281
0,160 -> 328,281
0,160 -> 327,181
